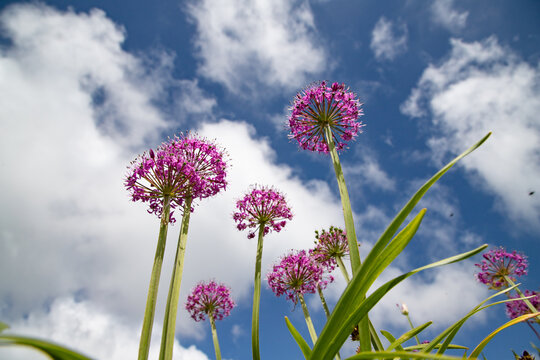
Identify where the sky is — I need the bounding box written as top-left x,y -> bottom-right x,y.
0,0 -> 539,359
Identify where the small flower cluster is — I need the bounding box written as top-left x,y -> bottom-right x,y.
233,186 -> 293,239
267,250 -> 332,304
288,81 -> 363,153
311,226 -> 349,271
505,290 -> 540,319
185,281 -> 235,322
125,134 -> 227,222
475,247 -> 528,289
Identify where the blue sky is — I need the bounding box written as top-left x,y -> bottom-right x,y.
0,0 -> 539,359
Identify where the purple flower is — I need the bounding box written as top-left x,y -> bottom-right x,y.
125,134 -> 228,222
475,248 -> 528,289
185,281 -> 235,322
505,290 -> 540,319
288,81 -> 363,153
310,226 -> 350,271
267,250 -> 332,304
233,186 -> 293,239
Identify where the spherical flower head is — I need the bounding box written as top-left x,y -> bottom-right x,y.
185,281 -> 235,322
125,140 -> 197,222
267,250 -> 332,304
311,226 -> 350,271
288,81 -> 364,153
232,185 -> 293,239
168,133 -> 228,203
474,247 -> 528,290
505,290 -> 540,320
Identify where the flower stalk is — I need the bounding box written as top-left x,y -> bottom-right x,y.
209,314 -> 222,360
251,223 -> 265,360
138,195 -> 171,360
159,196 -> 193,360
504,276 -> 540,321
299,294 -> 318,345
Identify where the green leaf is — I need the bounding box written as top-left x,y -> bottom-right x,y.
405,344 -> 468,351
0,334 -> 93,359
0,322 -> 9,333
469,312 -> 540,358
387,321 -> 432,351
285,316 -> 312,359
345,350 -> 468,360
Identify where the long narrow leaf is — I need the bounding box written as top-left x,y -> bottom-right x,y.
285,316 -> 312,359
346,350 -> 469,360
380,330 -> 402,350
405,344 -> 468,351
388,321 -> 433,351
469,312 -> 540,358
0,334 -> 92,360
360,133 -> 491,281
310,245 -> 487,359
310,210 -> 427,360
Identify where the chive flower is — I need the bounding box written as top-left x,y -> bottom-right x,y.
233,186 -> 293,239
475,248 -> 528,290
267,249 -> 330,304
288,81 -> 363,153
125,142 -> 196,222
185,281 -> 235,322
311,226 -> 350,271
505,290 -> 540,319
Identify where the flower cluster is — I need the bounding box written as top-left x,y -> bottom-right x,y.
475,248 -> 528,289
288,81 -> 363,153
311,226 -> 350,271
505,290 -> 540,319
267,250 -> 332,304
125,134 -> 227,222
185,281 -> 235,322
233,186 -> 293,239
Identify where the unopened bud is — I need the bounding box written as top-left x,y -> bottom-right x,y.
398,303 -> 409,315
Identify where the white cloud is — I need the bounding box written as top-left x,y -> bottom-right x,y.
0,297 -> 209,360
344,152 -> 396,193
186,0 -> 326,94
401,36 -> 540,231
431,0 -> 469,32
370,17 -> 408,61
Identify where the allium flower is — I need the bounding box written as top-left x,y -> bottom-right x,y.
267,250 -> 331,304
233,186 -> 293,239
505,290 -> 540,319
288,81 -> 363,153
125,134 -> 227,222
311,226 -> 350,271
185,281 -> 235,322
475,248 -> 528,289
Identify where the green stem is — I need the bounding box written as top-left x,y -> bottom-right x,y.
335,256 -> 350,283
406,314 -> 420,345
317,286 -> 342,360
159,196 -> 193,360
299,294 -> 318,345
505,276 -> 540,320
323,127 -> 361,273
252,223 -> 266,360
138,195 -> 171,360
209,313 -> 222,360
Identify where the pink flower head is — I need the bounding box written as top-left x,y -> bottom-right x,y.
125,134 -> 228,222
505,290 -> 540,319
288,81 -> 364,153
475,248 -> 528,290
310,226 -> 350,271
185,281 -> 235,322
267,249 -> 332,304
233,185 -> 293,239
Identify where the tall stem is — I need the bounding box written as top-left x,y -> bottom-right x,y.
335,256 -> 350,283
209,313 -> 222,360
299,294 -> 318,345
317,286 -> 342,360
159,196 -> 193,360
252,223 -> 266,360
138,195 -> 171,360
406,314 -> 420,345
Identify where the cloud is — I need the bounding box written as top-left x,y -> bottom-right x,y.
430,0 -> 469,32
370,17 -> 408,61
185,0 -> 326,94
0,297 -> 209,360
401,36 -> 540,231
344,150 -> 396,193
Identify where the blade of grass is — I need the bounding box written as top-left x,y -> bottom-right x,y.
387,321 -> 433,351
285,316 -> 312,359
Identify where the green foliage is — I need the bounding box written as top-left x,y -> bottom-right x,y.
0,334 -> 93,360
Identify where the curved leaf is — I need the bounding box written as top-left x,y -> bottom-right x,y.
0,334 -> 93,360
346,350 -> 468,360
285,316 -> 312,359
387,321 -> 432,351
